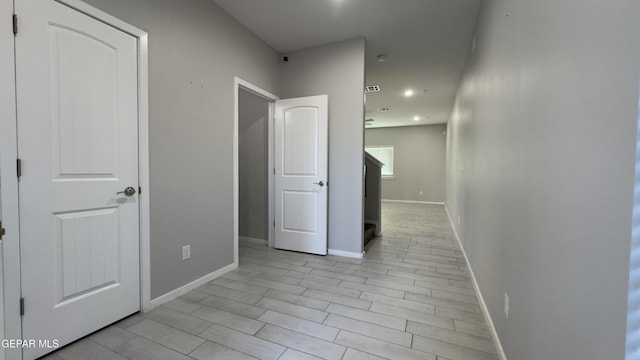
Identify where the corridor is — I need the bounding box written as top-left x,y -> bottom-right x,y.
43,203 -> 498,360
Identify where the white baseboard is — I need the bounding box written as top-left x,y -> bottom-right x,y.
328,248 -> 364,259
147,262 -> 238,311
445,205 -> 507,360
239,236 -> 267,244
382,199 -> 445,205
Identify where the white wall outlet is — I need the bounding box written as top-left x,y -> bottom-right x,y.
457,215 -> 461,225
504,292 -> 510,319
419,190 -> 423,196
182,245 -> 191,260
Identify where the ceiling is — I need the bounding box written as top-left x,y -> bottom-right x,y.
213,0 -> 482,128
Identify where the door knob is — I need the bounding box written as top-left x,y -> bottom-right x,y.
116,187 -> 136,197
313,181 -> 325,187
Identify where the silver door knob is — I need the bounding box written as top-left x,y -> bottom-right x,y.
116,187 -> 136,197
313,181 -> 325,187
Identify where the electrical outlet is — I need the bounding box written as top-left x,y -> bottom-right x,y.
504,293 -> 510,319
457,215 -> 461,225
182,245 -> 191,260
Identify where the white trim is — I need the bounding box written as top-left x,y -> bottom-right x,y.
1,0 -> 21,358
445,205 -> 508,360
149,263 -> 237,309
55,0 -> 145,37
267,102 -> 275,249
233,77 -> 279,265
137,33 -> 151,313
328,249 -> 364,259
1,3 -> 151,358
382,199 -> 445,205
233,80 -> 239,266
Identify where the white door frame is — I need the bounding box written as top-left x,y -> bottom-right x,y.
233,77 -> 279,262
0,0 -> 20,358
0,1 -> 150,359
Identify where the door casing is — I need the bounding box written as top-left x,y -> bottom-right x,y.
0,0 -> 18,358
234,80 -> 330,257
0,1 -> 150,359
233,77 -> 279,261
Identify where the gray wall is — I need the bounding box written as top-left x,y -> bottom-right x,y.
281,38 -> 366,254
239,89 -> 269,241
446,0 -> 640,359
366,125 -> 446,203
84,0 -> 281,298
364,154 -> 382,233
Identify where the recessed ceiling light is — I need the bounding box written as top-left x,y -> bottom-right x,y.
377,54 -> 387,62
404,89 -> 414,97
365,119 -> 375,123
377,107 -> 390,112
413,116 -> 420,121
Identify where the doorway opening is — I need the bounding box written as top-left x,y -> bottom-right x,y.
233,78 -> 278,263
233,79 -> 330,259
238,88 -> 271,248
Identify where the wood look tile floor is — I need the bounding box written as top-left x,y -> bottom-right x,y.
42,203 -> 499,360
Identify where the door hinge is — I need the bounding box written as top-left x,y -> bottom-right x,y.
273,168 -> 276,175
273,221 -> 275,228
16,158 -> 22,178
138,186 -> 142,195
20,298 -> 24,316
12,14 -> 17,35
0,221 -> 5,240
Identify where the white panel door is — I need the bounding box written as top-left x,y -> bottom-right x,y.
274,95 -> 328,255
15,1 -> 140,358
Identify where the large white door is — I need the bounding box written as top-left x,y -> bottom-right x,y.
15,1 -> 140,358
274,95 -> 328,255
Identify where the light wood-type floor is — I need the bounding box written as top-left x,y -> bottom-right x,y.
42,202 -> 499,360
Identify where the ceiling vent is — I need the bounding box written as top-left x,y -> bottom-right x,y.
365,85 -> 381,92
377,107 -> 390,112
